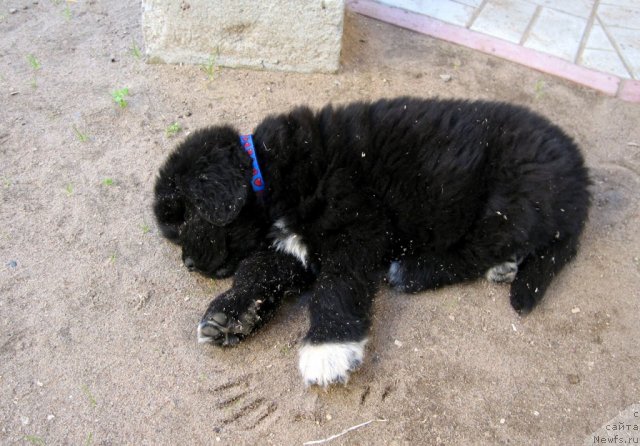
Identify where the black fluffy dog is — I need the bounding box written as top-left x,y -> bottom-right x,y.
154,97 -> 590,387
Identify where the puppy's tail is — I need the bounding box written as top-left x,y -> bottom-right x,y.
509,233 -> 581,313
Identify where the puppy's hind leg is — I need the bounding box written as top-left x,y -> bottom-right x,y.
509,234 -> 580,313
388,252 -> 481,293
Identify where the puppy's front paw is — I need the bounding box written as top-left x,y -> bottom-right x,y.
197,297 -> 263,346
298,340 -> 367,388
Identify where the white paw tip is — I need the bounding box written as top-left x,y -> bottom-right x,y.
298,339 -> 367,388
485,261 -> 518,283
387,261 -> 405,287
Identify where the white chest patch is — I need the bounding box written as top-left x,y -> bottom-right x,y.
271,218 -> 309,267
298,339 -> 367,387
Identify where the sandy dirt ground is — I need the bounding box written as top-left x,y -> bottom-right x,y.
1,1 -> 639,445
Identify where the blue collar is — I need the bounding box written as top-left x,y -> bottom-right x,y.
240,134 -> 266,193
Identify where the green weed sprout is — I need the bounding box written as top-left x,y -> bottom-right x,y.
27,54 -> 41,70
201,48 -> 220,80
73,126 -> 89,142
24,435 -> 45,445
82,385 -> 97,407
165,122 -> 181,137
27,54 -> 41,88
534,80 -> 546,99
131,40 -> 142,59
111,88 -> 130,108
101,178 -> 114,186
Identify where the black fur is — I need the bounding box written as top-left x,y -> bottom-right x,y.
154,97 -> 590,379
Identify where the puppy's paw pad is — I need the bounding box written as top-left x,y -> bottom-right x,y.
298,340 -> 367,388
197,300 -> 264,346
486,261 -> 518,283
197,313 -> 240,346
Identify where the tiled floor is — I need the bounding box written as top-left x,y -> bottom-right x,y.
347,0 -> 640,100
374,0 -> 640,80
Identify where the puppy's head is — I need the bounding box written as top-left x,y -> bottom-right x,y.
153,126 -> 264,278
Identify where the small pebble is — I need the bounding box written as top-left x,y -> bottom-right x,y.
499,418 -> 505,424
567,374 -> 580,384
47,414 -> 55,421
20,416 -> 30,426
36,380 -> 43,387
10,8 -> 17,14
533,411 -> 540,417
394,339 -> 403,347
7,260 -> 17,268
571,307 -> 580,314
326,414 -> 332,420
439,74 -> 452,82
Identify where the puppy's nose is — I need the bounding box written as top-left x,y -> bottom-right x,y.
184,257 -> 196,271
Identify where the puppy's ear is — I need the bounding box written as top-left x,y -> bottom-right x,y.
154,169 -> 186,241
181,145 -> 250,226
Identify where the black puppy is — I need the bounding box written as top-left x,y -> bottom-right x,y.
154,97 -> 590,387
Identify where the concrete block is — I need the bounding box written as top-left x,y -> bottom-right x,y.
141,0 -> 345,73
